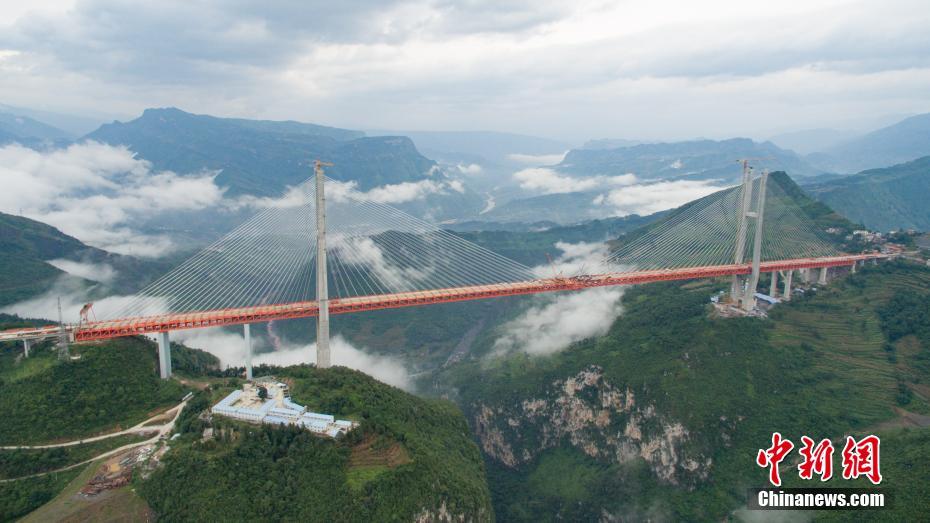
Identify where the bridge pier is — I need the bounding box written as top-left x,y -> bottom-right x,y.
850,261 -> 857,274
22,339 -> 31,358
157,331 -> 172,379
244,323 -> 253,380
782,270 -> 793,301
770,271 -> 778,298
818,267 -> 828,285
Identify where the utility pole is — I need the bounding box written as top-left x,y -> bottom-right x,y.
731,160 -> 755,304
742,170 -> 769,311
314,160 -> 334,369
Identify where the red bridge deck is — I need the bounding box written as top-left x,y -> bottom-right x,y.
0,254 -> 885,343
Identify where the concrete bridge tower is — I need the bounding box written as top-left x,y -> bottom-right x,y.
315,160 -> 333,369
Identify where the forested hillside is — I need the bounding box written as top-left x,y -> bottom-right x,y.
809,113 -> 930,173
0,337 -> 189,444
0,212 -> 171,305
437,261 -> 930,521
805,156 -> 930,232
139,366 -> 493,521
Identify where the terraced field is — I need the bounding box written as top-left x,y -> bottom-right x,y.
770,262 -> 930,423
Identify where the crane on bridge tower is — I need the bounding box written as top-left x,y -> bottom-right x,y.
314,160 -> 334,369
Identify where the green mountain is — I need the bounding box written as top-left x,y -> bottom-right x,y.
0,212 -> 170,306
85,108 -> 435,196
804,156 -> 930,232
558,138 -> 822,181
0,334 -> 217,520
0,337 -> 190,445
810,113 -> 930,173
436,261 -> 930,521
138,366 -> 493,521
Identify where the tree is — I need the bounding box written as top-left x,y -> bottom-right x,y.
257,386 -> 268,400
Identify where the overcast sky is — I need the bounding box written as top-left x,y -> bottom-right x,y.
0,0 -> 928,141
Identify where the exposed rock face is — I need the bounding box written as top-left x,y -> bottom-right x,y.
414,501 -> 487,523
472,365 -> 711,486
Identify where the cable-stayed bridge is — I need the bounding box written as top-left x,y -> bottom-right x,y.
1,162 -> 887,378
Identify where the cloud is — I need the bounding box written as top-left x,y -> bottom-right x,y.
1,0 -> 928,141
0,142 -> 227,256
173,328 -> 412,390
494,287 -> 623,356
507,152 -> 567,165
327,177 -> 463,204
494,241 -> 622,355
456,163 -> 483,175
514,167 -> 637,194
0,276 -> 154,323
593,179 -> 728,216
332,235 -> 433,291
46,259 -> 116,283
533,241 -> 609,277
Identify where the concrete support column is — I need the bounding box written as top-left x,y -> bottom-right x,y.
244,323 -> 253,380
157,331 -> 172,379
770,271 -> 778,298
783,270 -> 793,301
851,262 -> 857,274
818,267 -> 828,285
22,339 -> 32,358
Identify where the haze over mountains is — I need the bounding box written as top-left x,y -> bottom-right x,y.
1,103 -> 929,237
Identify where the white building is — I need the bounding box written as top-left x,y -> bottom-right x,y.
211,377 -> 357,438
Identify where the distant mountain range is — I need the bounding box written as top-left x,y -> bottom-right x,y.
0,110 -> 73,148
83,108 -> 485,220
807,113 -> 930,173
367,129 -> 570,167
86,108 -> 420,195
557,137 -> 822,181
804,155 -> 930,232
768,128 -> 861,155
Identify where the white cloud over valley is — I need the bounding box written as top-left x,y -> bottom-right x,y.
593,179 -> 728,216
494,241 -> 623,356
514,167 -> 637,194
172,329 -> 413,390
0,142 -> 226,256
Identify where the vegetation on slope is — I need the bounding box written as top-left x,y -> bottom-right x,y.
805,155 -> 930,232
0,337 -> 188,444
138,366 -> 493,521
0,211 -> 172,304
441,261 -> 930,521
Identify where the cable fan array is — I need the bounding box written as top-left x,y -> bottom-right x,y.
110,171 -> 841,321
604,174 -> 839,272
112,177 -> 535,320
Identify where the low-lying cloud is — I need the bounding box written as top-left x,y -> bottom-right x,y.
494,241 -> 623,356
0,276 -> 144,323
0,142 -> 226,257
328,177 -> 465,204
507,152 -> 568,165
514,167 -> 637,194
46,259 -> 117,284
173,328 -> 412,390
456,163 -> 483,175
592,179 -> 727,216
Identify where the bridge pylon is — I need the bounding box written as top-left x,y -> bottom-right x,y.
742,170 -> 769,310
731,160 -> 755,306
314,160 -> 333,369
